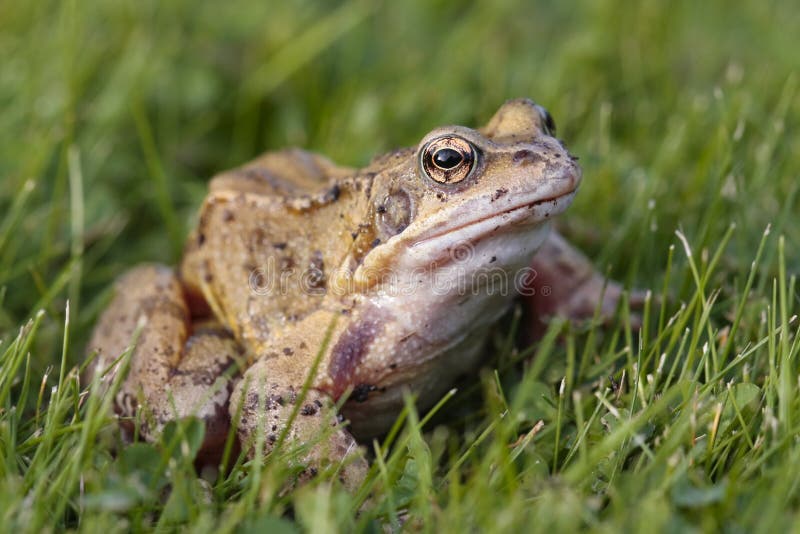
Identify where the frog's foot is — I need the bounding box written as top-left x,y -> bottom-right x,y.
230,358 -> 368,491
526,232 -> 646,333
147,323 -> 244,459
87,265 -> 243,457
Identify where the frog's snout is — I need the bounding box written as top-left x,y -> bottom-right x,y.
564,163 -> 582,193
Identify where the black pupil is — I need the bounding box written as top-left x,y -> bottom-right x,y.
433,148 -> 463,169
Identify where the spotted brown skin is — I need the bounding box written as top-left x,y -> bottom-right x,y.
87,98 -> 630,488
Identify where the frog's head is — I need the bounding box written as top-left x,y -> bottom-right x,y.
348,98 -> 581,292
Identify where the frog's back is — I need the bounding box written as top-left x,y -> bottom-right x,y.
208,148 -> 355,197
179,149 -> 374,347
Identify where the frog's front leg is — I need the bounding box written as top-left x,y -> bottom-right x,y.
88,265 -> 243,456
527,231 -> 646,330
229,322 -> 369,490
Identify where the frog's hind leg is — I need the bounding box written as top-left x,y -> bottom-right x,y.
87,265 -> 243,456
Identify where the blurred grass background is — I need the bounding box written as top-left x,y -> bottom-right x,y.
1,0 -> 799,531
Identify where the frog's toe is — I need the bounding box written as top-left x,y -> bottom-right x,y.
293,427 -> 369,492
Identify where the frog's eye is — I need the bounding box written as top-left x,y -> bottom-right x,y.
420,136 -> 477,185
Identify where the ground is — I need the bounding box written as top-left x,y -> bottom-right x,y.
0,0 -> 799,531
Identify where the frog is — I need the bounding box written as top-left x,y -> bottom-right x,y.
87,98 -> 629,488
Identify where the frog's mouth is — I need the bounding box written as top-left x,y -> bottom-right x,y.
412,187 -> 578,249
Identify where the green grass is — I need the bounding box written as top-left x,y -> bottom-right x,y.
1,0 -> 799,531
